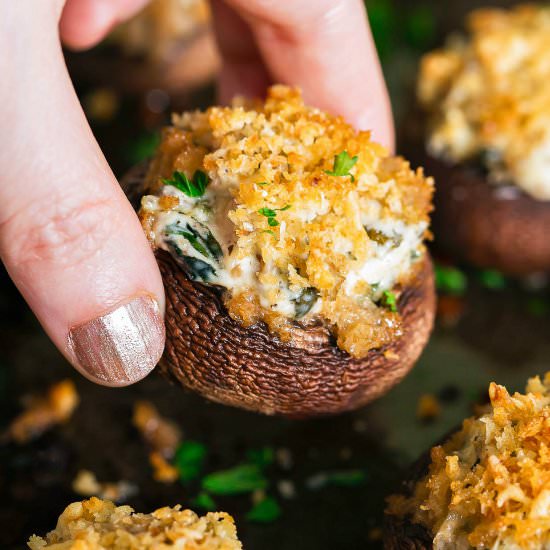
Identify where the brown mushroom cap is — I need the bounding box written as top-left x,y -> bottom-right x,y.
383,445 -> 435,550
122,163 -> 436,418
425,154 -> 550,276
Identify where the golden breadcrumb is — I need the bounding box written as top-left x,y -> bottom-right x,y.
72,471 -> 137,503
28,497 -> 242,550
419,4 -> 550,199
133,401 -> 182,483
149,451 -> 180,483
140,85 -> 433,357
388,372 -> 550,549
4,380 -> 79,444
416,393 -> 441,422
133,400 -> 181,458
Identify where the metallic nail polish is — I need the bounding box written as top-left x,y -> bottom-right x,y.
68,295 -> 165,385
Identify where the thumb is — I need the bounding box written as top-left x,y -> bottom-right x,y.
0,3 -> 165,386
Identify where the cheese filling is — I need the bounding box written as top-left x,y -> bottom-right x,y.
142,187 -> 426,321
139,86 -> 433,358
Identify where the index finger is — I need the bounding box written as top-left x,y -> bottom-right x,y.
212,0 -> 394,149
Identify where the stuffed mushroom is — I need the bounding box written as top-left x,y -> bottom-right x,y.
28,497 -> 242,549
125,85 -> 435,417
385,372 -> 550,550
417,5 -> 550,275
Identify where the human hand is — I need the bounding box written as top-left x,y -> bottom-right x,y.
0,1 -> 165,387
0,0 -> 392,388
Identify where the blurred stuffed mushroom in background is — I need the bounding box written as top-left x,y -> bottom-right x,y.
122,85 -> 436,418
67,0 -> 220,97
417,4 -> 550,276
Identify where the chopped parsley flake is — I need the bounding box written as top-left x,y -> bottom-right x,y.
202,464 -> 268,495
478,269 -> 507,290
246,496 -> 281,523
381,290 -> 398,312
258,204 -> 291,228
246,447 -> 275,469
257,181 -> 269,186
163,170 -> 209,197
191,492 -> 217,511
258,207 -> 277,217
435,264 -> 467,295
325,151 -> 358,181
175,441 -> 207,483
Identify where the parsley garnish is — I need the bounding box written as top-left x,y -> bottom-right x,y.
307,469 -> 367,489
246,447 -> 274,469
191,492 -> 216,511
202,464 -> 268,495
247,496 -> 281,523
435,264 -> 467,295
257,181 -> 269,186
175,441 -> 207,483
381,290 -> 398,312
478,269 -> 506,290
324,151 -> 358,181
162,170 -> 209,197
258,205 -> 291,227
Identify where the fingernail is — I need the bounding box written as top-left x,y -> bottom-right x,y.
68,295 -> 165,385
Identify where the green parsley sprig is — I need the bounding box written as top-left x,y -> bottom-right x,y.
174,441 -> 207,483
381,290 -> 398,312
202,464 -> 268,495
247,496 -> 281,523
162,170 -> 209,197
258,204 -> 291,227
325,151 -> 358,181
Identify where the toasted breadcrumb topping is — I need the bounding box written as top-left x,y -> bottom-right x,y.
419,4 -> 550,200
139,85 -> 433,357
388,373 -> 550,550
28,497 -> 242,550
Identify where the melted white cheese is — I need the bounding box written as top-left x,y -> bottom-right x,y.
142,186 -> 425,320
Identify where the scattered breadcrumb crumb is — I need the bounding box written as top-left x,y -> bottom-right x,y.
275,448 -> 293,471
149,451 -> 180,483
133,400 -> 182,483
133,400 -> 182,458
416,394 -> 441,422
83,88 -> 119,122
368,527 -> 383,541
72,470 -> 138,503
28,497 -> 242,550
4,380 -> 79,444
277,480 -> 296,500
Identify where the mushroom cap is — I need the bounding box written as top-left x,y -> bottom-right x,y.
122,163 -> 436,418
426,154 -> 550,276
383,438 -> 438,550
384,513 -> 433,550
